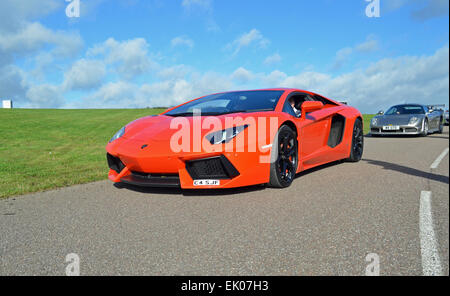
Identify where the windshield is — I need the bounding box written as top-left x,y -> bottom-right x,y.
165,90 -> 284,116
385,105 -> 425,115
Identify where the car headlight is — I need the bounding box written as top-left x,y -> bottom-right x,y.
206,125 -> 249,145
371,118 -> 378,126
109,127 -> 125,143
409,117 -> 420,125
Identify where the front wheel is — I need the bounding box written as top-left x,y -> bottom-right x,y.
347,118 -> 364,162
268,125 -> 298,188
421,119 -> 429,137
438,118 -> 444,134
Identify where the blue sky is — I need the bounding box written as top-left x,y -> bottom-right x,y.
0,0 -> 448,112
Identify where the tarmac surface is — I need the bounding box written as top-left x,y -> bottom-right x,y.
1,128 -> 448,275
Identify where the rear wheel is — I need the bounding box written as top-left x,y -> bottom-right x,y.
347,118 -> 364,162
268,125 -> 298,188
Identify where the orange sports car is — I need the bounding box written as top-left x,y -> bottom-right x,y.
106,88 -> 363,189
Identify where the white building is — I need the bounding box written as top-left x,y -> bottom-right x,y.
2,100 -> 12,109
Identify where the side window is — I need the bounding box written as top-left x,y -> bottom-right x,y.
282,94 -> 307,118
314,95 -> 337,106
282,99 -> 297,117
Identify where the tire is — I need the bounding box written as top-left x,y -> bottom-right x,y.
421,119 -> 429,137
347,118 -> 364,162
438,117 -> 444,134
268,125 -> 298,188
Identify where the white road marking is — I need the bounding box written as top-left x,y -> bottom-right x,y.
430,147 -> 449,169
419,191 -> 443,276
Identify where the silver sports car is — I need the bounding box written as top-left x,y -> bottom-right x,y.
370,104 -> 444,136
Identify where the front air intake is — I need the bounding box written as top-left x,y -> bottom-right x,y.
107,153 -> 125,174
186,155 -> 240,180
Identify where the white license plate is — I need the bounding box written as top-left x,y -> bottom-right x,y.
193,180 -> 220,186
382,125 -> 400,131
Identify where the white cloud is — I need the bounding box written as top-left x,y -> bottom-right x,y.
355,38 -> 379,53
261,70 -> 288,86
88,38 -> 157,80
332,47 -> 353,70
69,45 -> 449,112
0,65 -> 28,103
63,59 -> 106,91
383,0 -> 449,21
171,36 -> 195,49
157,64 -> 193,80
25,84 -> 64,108
231,67 -> 254,84
332,36 -> 380,70
0,0 -> 61,33
411,0 -> 449,21
264,53 -> 282,65
84,81 -> 136,107
227,29 -> 270,56
275,46 -> 449,113
77,71 -> 232,108
0,22 -> 83,58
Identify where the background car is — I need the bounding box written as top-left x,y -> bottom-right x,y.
370,104 -> 444,136
445,109 -> 449,125
106,88 -> 363,189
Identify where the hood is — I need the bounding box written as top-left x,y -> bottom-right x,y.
376,114 -> 424,125
122,112 -> 268,142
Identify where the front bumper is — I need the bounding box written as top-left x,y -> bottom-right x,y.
106,141 -> 272,189
370,125 -> 423,135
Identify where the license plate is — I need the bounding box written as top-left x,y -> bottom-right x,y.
382,125 -> 400,131
193,180 -> 220,186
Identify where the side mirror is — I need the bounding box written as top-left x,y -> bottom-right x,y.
301,101 -> 323,117
377,110 -> 384,115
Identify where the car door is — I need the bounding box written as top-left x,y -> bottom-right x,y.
426,107 -> 439,130
281,93 -> 328,166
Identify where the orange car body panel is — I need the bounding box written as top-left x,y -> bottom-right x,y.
106,88 -> 362,189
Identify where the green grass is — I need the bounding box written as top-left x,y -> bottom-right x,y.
0,110 -> 374,198
363,114 -> 375,135
0,109 -> 164,198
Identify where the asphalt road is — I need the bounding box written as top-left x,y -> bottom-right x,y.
1,128 -> 448,276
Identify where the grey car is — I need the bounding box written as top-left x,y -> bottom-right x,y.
370,104 -> 444,136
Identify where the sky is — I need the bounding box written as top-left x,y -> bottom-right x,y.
0,0 -> 448,113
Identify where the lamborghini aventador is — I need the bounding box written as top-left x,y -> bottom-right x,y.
106,89 -> 363,189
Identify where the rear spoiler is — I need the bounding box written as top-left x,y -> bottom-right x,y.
339,101 -> 348,105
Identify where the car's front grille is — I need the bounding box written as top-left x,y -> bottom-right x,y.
383,129 -> 403,133
120,172 -> 181,187
371,128 -> 380,133
186,155 -> 240,180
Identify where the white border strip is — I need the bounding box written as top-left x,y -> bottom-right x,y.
430,148 -> 449,169
419,191 -> 443,276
